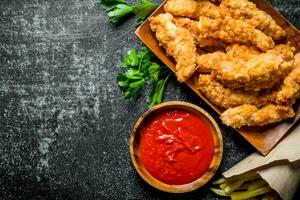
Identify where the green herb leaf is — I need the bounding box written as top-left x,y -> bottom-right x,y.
129,79 -> 145,88
107,4 -> 134,24
117,47 -> 170,103
122,48 -> 139,68
148,75 -> 169,107
117,73 -> 129,87
148,62 -> 160,81
100,0 -> 157,25
138,46 -> 154,73
100,0 -> 128,11
124,68 -> 144,79
138,46 -> 154,62
133,0 -> 158,26
124,87 -> 140,99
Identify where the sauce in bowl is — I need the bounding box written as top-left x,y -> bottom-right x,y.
140,109 -> 214,185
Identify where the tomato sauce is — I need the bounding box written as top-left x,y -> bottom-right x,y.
140,109 -> 214,185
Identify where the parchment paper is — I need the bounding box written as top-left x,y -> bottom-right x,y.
223,124 -> 300,200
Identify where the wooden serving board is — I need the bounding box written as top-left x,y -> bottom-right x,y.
135,0 -> 300,155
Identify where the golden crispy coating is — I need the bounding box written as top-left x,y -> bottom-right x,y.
197,51 -> 226,73
149,13 -> 197,82
225,44 -> 261,60
173,17 -> 222,47
198,75 -> 275,109
276,53 -> 300,105
196,45 -> 295,89
220,104 -> 295,128
267,44 -> 296,77
216,44 -> 295,91
197,44 -> 260,73
269,44 -> 296,76
220,0 -> 286,40
164,0 -> 220,20
271,44 -> 296,61
199,16 -> 275,51
215,53 -> 284,91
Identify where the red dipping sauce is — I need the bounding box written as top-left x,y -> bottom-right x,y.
140,109 -> 214,185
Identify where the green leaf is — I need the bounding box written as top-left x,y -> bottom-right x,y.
148,76 -> 169,107
100,0 -> 128,11
100,0 -> 157,25
133,0 -> 158,26
122,48 -> 139,68
148,62 -> 160,81
117,73 -> 129,87
117,47 -> 170,102
124,87 -> 140,99
124,68 -> 144,79
118,80 -> 129,87
138,46 -> 154,73
139,46 -> 153,62
107,4 -> 134,24
129,79 -> 145,88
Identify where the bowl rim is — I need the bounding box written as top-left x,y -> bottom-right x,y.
129,101 -> 223,193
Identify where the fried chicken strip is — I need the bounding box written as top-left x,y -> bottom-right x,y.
173,17 -> 222,48
174,16 -> 274,50
272,44 -> 295,61
276,53 -> 300,105
220,0 -> 286,40
270,44 -> 296,76
198,75 -> 275,109
216,53 -> 284,91
196,44 -> 295,91
225,44 -> 261,60
149,13 -> 197,82
215,44 -> 295,91
220,104 -> 295,128
197,51 -> 226,73
197,44 -> 260,73
199,16 -> 275,51
164,0 -> 220,20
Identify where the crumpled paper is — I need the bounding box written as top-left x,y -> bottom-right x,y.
223,123 -> 300,200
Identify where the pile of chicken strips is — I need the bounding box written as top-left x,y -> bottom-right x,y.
149,0 -> 300,128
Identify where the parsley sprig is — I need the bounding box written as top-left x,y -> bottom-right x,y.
100,0 -> 158,25
117,47 -> 169,107
101,1 -> 169,106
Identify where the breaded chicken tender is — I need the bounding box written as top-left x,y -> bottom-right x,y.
173,17 -> 222,47
164,0 -> 220,20
215,53 -> 284,91
220,0 -> 286,40
199,16 -> 275,51
198,75 -> 275,109
269,44 -> 296,76
220,104 -> 295,128
174,16 -> 274,51
197,51 -> 226,73
197,44 -> 260,73
276,53 -> 300,105
195,44 -> 295,91
149,13 -> 197,82
215,44 -> 295,91
196,44 -> 295,86
272,44 -> 295,61
225,44 -> 261,60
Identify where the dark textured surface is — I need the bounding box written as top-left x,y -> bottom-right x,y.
0,0 -> 299,199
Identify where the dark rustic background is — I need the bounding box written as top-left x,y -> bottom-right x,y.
0,0 -> 299,199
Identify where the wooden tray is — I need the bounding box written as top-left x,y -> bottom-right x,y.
135,0 -> 300,155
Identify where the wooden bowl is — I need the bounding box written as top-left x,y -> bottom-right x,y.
129,101 -> 223,193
